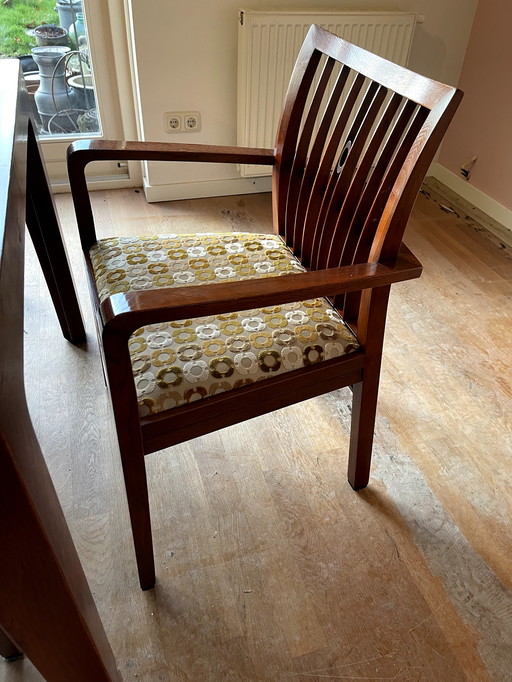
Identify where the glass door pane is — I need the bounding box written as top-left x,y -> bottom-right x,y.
1,0 -> 132,185
0,1 -> 100,136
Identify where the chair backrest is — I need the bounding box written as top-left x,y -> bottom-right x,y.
273,25 -> 462,279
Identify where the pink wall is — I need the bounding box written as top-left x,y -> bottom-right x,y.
438,0 -> 512,211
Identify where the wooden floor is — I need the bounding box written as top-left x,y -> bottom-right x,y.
2,188 -> 512,681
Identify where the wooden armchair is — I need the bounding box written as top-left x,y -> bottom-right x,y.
67,25 -> 462,590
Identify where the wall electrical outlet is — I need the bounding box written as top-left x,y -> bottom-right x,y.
184,112 -> 201,131
164,111 -> 201,133
164,113 -> 181,132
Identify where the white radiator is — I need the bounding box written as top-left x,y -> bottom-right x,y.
237,9 -> 417,177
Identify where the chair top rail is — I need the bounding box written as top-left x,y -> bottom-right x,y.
306,25 -> 457,108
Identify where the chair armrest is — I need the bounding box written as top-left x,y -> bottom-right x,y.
101,244 -> 422,337
67,140 -> 276,251
68,139 -> 275,167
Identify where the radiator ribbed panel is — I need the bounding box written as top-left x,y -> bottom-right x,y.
237,11 -> 417,177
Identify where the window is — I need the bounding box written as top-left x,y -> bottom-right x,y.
2,0 -> 139,187
0,0 -> 100,137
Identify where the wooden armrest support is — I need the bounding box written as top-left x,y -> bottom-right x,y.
101,244 -> 422,336
67,140 -> 275,251
67,139 -> 276,168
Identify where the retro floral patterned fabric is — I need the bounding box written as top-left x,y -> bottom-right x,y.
90,232 -> 360,417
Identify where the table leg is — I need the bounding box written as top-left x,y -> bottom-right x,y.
25,119 -> 86,344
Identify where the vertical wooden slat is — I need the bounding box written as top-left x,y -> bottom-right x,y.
341,97 -> 418,265
311,80 -> 384,271
285,57 -> 336,249
353,105 -> 430,264
299,71 -> 366,260
273,37 -> 323,242
295,64 -> 351,260
336,93 -> 403,262
340,105 -> 430,317
325,92 -> 406,271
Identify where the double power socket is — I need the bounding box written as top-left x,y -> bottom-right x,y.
164,111 -> 201,133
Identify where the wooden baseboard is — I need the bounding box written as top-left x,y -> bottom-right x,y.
426,163 -> 512,247
142,176 -> 272,203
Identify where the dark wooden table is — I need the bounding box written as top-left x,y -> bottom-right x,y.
0,59 -> 120,681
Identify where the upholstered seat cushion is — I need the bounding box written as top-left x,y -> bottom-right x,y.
90,232 -> 359,416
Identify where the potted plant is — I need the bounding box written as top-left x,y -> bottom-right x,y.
34,24 -> 69,47
68,72 -> 95,111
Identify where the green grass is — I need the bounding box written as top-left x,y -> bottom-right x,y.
0,0 -> 58,57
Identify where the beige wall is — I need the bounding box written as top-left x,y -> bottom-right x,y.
437,0 -> 512,212
127,0 -> 478,200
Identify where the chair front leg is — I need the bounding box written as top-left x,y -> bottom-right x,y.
117,430 -> 155,590
103,331 -> 155,590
